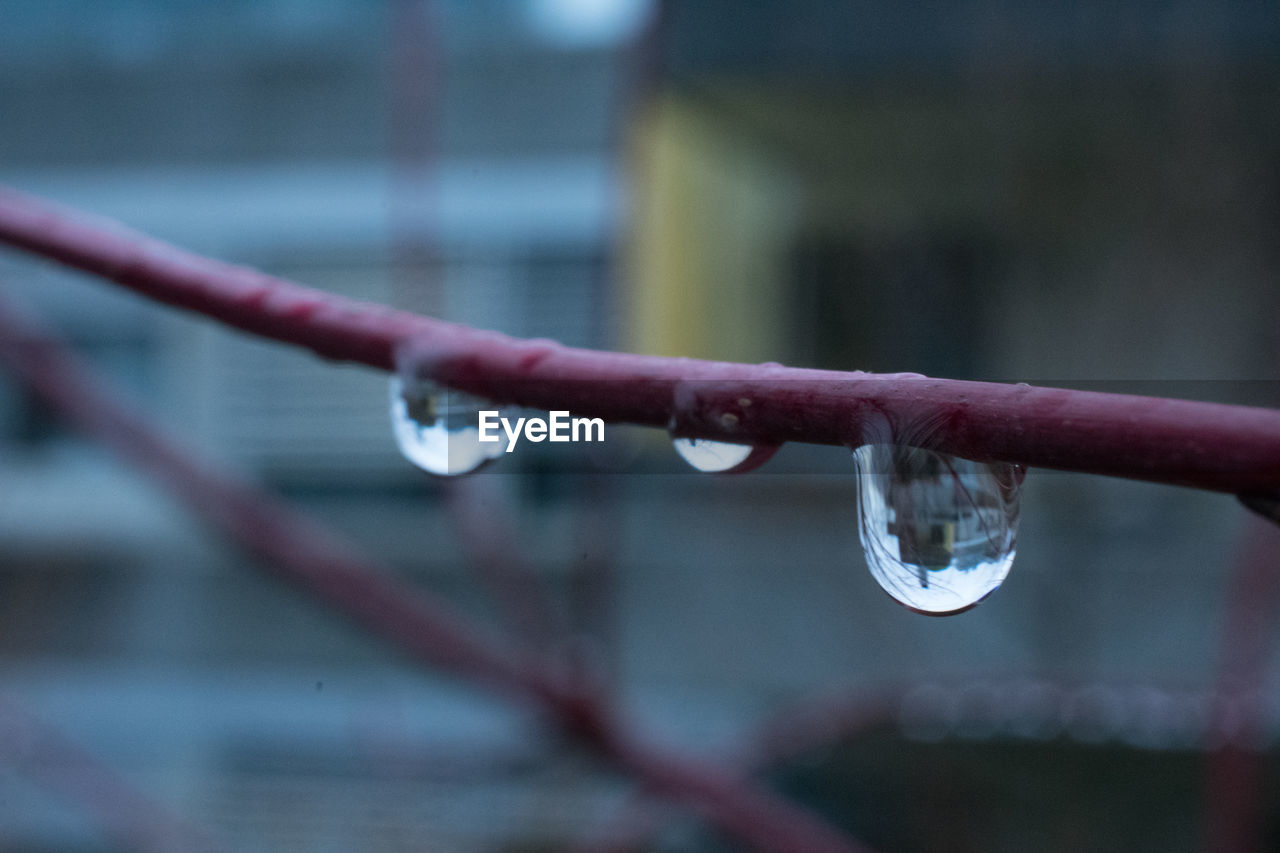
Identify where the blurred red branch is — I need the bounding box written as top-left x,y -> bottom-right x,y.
0,297 -> 871,853
382,2 -> 569,661
1,187 -> 1279,497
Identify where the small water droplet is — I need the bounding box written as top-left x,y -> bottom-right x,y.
672,437 -> 775,474
390,377 -> 503,476
853,444 -> 1023,615
668,378 -> 777,473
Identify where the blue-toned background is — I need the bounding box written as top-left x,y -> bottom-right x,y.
2,2 -> 1279,850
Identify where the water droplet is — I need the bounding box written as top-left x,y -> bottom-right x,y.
853,444 -> 1023,615
389,377 -> 503,476
668,378 -> 778,473
672,437 -> 775,474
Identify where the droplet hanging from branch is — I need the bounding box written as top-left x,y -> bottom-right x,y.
853,444 -> 1024,616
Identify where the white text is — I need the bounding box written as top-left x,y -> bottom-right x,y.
477,410 -> 605,452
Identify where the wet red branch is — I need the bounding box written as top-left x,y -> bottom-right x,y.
0,297 -> 871,853
1,186 -> 1279,496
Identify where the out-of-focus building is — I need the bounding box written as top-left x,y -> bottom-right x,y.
1,1 -> 1279,850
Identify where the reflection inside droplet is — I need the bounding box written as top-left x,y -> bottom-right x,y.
853,444 -> 1023,615
672,437 -> 775,474
389,377 -> 503,477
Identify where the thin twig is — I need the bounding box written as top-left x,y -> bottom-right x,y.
1,186 -> 1279,496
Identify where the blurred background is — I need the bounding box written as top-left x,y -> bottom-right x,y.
2,1 -> 1280,850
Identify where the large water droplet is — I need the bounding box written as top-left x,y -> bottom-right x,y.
672,437 -> 776,474
390,377 -> 504,477
853,444 -> 1023,615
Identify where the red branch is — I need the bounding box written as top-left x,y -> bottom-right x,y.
0,297 -> 871,853
1,186 -> 1279,496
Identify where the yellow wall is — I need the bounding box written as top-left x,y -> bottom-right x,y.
624,94 -> 799,362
